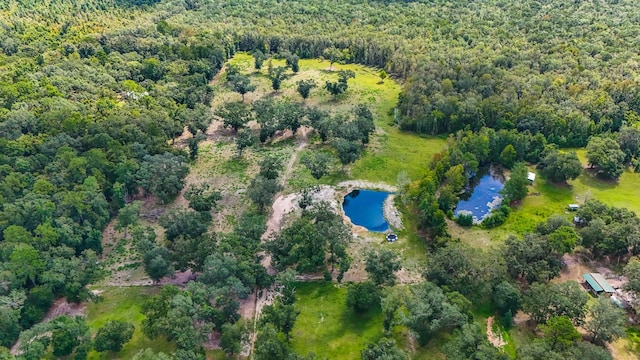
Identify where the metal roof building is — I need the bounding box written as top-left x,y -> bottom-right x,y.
583,273 -> 615,296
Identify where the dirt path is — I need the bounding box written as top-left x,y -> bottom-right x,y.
486,316 -> 506,348
247,128 -> 311,356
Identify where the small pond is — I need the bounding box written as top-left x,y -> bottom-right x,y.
454,167 -> 505,223
342,190 -> 391,232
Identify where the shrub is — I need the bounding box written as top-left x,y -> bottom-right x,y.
456,213 -> 474,227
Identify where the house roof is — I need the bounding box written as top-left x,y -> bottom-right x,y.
527,172 -> 536,182
583,273 -> 615,293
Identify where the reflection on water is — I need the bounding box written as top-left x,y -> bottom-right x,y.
342,190 -> 390,232
455,166 -> 505,223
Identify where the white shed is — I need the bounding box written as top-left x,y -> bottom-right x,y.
527,172 -> 536,183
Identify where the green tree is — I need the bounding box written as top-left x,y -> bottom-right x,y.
404,282 -> 468,345
217,101 -> 253,132
268,66 -> 287,92
137,153 -> 189,204
584,296 -> 626,345
548,226 -> 580,254
365,248 -> 401,286
346,281 -> 380,313
522,281 -> 588,324
253,50 -> 267,70
115,201 -> 141,238
132,349 -> 175,360
228,73 -> 255,102
184,183 -> 221,212
301,152 -> 333,182
379,69 -> 388,83
220,322 -> 246,356
322,47 -> 343,70
246,176 -> 283,212
235,128 -> 256,158
332,138 -> 361,172
542,149 -> 583,183
502,162 -> 528,201
94,320 -> 135,352
296,79 -> 317,100
493,281 -> 521,317
254,325 -> 289,360
504,233 -> 562,283
444,323 -> 509,360
361,338 -> 407,360
539,316 -> 581,351
586,136 -> 626,179
258,155 -> 283,180
499,144 -> 517,168
261,300 -> 300,341
624,257 -> 640,295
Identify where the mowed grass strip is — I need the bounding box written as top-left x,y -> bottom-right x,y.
290,282 -> 383,359
86,287 -> 175,360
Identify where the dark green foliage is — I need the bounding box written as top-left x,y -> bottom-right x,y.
332,138 -> 361,171
539,316 -> 581,351
258,155 -> 283,180
575,200 -> 640,259
346,282 -> 380,313
184,183 -> 221,212
542,149 -> 583,183
504,233 -> 562,283
254,325 -> 289,360
499,144 -> 517,168
522,281 -> 588,325
325,70 -> 355,97
268,66 -> 287,91
444,323 -> 509,360
267,204 -> 350,275
246,175 -> 283,212
217,101 -> 253,132
261,300 -> 300,341
235,128 -> 256,158
361,338 -> 407,360
301,152 -> 333,181
492,281 -> 521,316
364,248 -> 401,286
403,282 -> 468,345
296,79 -> 317,100
94,320 -> 135,352
502,162 -> 529,201
220,322 -> 246,355
584,296 -> 626,345
159,209 -> 210,241
137,153 -> 189,204
586,136 -> 626,179
253,50 -> 267,70
481,204 -> 510,228
455,213 -> 473,226
227,73 -> 256,102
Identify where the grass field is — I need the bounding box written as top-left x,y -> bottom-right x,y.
290,282 -> 384,359
86,287 -> 175,360
450,152 -> 640,246
224,53 -> 446,187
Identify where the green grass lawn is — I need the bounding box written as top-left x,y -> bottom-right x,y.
86,287 -> 175,360
451,151 -> 640,246
290,282 -> 384,359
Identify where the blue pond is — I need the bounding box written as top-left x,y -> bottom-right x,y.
342,190 -> 390,232
455,168 -> 505,222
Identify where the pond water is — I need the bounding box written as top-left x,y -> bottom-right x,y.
454,167 -> 505,222
342,190 -> 391,232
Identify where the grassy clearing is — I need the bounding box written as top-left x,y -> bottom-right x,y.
451,152 -> 640,246
290,282 -> 383,359
224,52 -> 446,187
86,287 -> 175,360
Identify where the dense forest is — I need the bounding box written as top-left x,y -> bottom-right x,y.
1,0 -> 640,359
